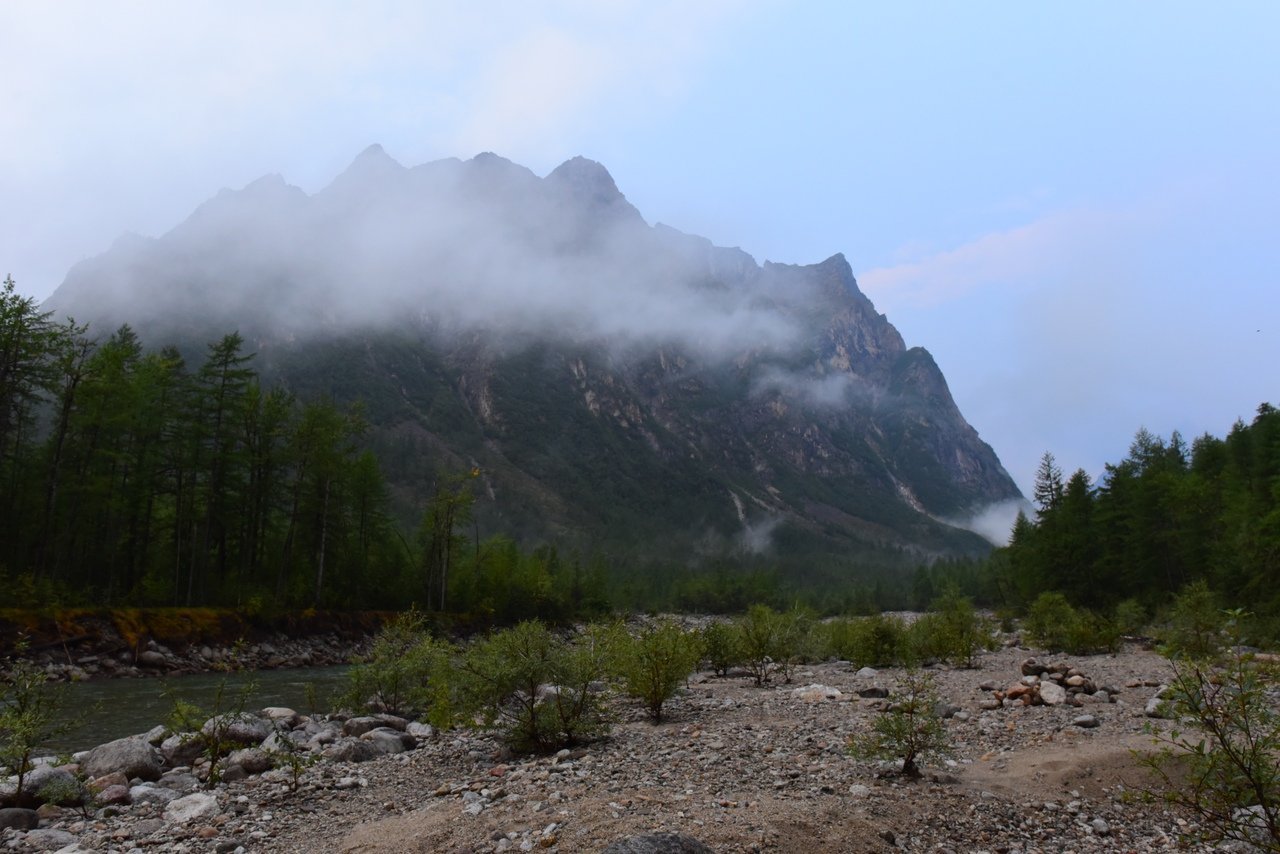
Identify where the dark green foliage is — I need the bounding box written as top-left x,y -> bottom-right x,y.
0,640 -> 80,804
910,588 -> 996,668
699,621 -> 743,676
1023,592 -> 1119,655
824,614 -> 909,668
849,670 -> 952,779
460,620 -> 620,753
1159,580 -> 1225,659
615,620 -> 703,722
1140,623 -> 1280,849
340,609 -> 455,724
989,405 -> 1280,638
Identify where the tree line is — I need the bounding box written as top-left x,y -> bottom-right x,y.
980,402 -> 1280,636
0,276 -> 609,615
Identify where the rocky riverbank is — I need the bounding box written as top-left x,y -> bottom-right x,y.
0,642 -> 1219,853
1,610 -> 384,682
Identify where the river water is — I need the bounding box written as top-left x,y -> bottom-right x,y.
47,665 -> 352,754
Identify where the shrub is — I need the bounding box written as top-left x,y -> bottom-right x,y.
164,667 -> 258,788
340,609 -> 456,725
616,620 -> 702,722
0,640 -> 80,805
1024,592 -> 1077,652
737,604 -> 781,686
1113,598 -> 1149,636
1161,580 -> 1224,659
849,670 -> 952,779
699,621 -> 741,676
824,614 -> 910,667
911,589 -> 996,668
461,620 -> 620,753
1139,616 -> 1280,848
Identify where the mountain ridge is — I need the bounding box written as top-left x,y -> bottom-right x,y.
43,148 -> 1022,565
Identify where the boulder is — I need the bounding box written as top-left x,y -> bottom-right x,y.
22,828 -> 77,850
0,807 -> 39,830
129,784 -> 179,806
323,738 -> 382,763
260,707 -> 300,727
164,791 -> 220,824
226,748 -> 273,774
81,736 -> 163,782
342,716 -> 386,737
96,784 -> 132,806
406,721 -> 435,740
602,833 -> 714,854
202,713 -> 271,746
791,684 -> 843,702
136,650 -> 168,668
1038,681 -> 1067,706
856,686 -> 889,699
360,727 -> 415,754
161,733 -> 204,766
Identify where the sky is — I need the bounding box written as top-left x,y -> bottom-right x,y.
3,1 -> 1278,499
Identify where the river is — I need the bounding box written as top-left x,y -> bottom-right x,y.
45,665 -> 352,754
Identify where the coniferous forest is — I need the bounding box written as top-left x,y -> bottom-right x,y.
970,404 -> 1280,639
0,276 -> 612,617
6,272 -> 1280,632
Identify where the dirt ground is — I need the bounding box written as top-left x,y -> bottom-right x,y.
254,642 -> 1210,854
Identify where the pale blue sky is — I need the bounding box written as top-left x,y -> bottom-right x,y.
3,2 -> 1278,497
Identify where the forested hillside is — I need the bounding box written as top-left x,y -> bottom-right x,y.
975,403 -> 1280,634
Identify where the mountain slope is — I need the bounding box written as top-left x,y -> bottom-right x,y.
44,149 -> 1021,564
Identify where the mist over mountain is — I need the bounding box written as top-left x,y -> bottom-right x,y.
45,148 -> 1023,565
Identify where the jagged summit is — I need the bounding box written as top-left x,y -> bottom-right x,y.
43,147 -> 1021,563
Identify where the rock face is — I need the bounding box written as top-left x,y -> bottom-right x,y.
44,149 -> 1022,564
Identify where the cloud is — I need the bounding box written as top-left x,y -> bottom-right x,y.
945,498 -> 1031,546
856,209 -> 1118,311
0,2 -> 744,300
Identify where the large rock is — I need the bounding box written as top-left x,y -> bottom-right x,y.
227,747 -> 273,774
81,736 -> 163,782
22,828 -> 77,850
129,784 -> 179,806
323,738 -> 382,763
160,732 -> 204,766
1038,681 -> 1067,705
0,807 -> 38,830
602,833 -> 715,854
202,713 -> 272,746
358,727 -> 415,755
164,791 -> 220,824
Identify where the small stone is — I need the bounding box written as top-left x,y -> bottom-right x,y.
1072,714 -> 1100,729
1091,818 -> 1111,835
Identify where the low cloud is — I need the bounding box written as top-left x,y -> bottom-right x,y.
946,498 -> 1031,546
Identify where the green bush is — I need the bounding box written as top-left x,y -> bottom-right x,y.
460,620 -> 620,753
1140,617 -> 1280,849
737,604 -> 781,686
699,621 -> 742,676
849,670 -> 952,779
910,589 -> 996,668
825,614 -> 909,667
1113,598 -> 1149,636
1024,592 -> 1077,652
340,609 -> 456,725
615,620 -> 702,722
1024,592 -> 1119,655
0,641 -> 81,805
1161,580 -> 1224,659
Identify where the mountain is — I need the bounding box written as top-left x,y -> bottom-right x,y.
44,149 -> 1022,566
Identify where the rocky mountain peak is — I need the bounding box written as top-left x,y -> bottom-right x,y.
545,156 -> 643,225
